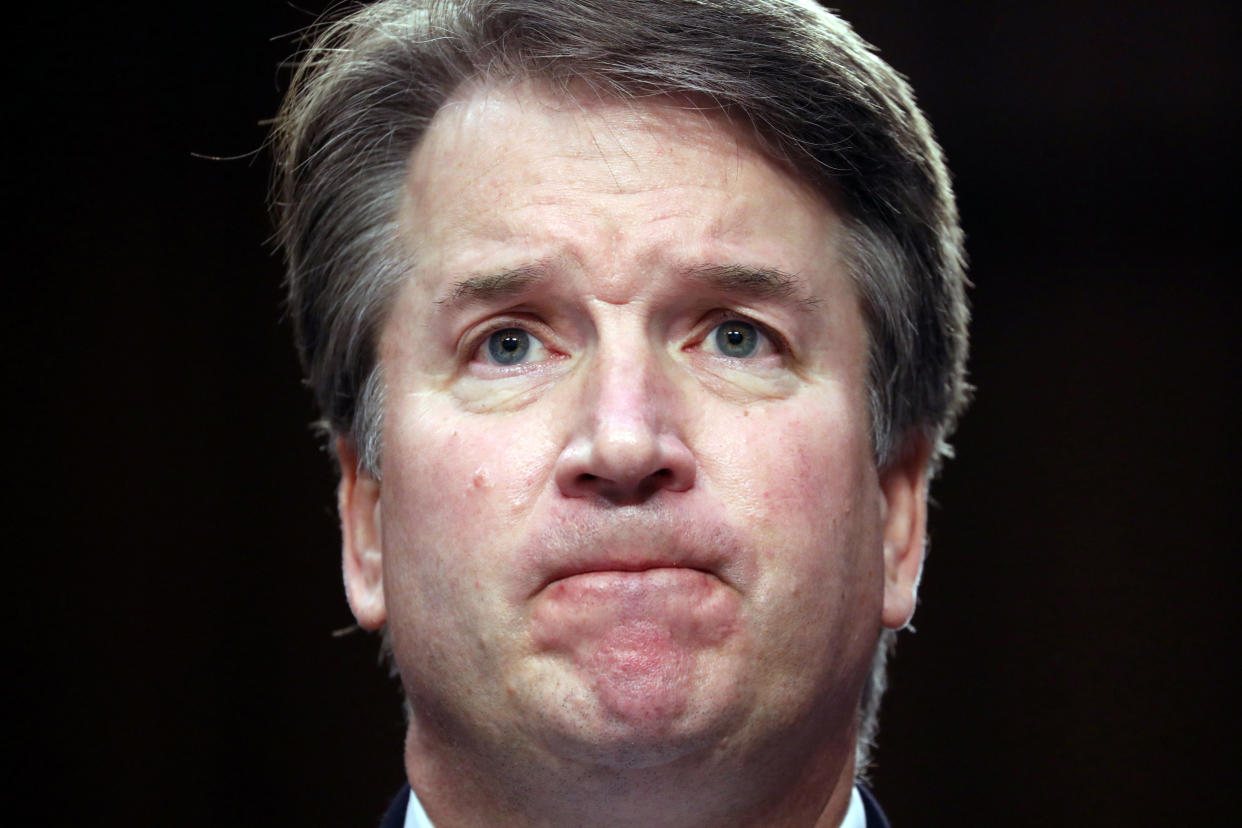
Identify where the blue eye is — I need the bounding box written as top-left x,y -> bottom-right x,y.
480,327 -> 552,366
487,328 -> 533,364
713,320 -> 761,358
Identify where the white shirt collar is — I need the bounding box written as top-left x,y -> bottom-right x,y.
403,784 -> 435,828
404,782 -> 869,827
840,785 -> 868,828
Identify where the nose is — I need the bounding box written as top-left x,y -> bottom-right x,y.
554,344 -> 696,505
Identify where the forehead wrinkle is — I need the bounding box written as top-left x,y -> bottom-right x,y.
570,95 -> 635,195
409,81 -> 839,318
563,89 -> 754,196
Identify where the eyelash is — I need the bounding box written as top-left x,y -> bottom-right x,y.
694,310 -> 787,358
463,310 -> 787,366
466,318 -> 558,367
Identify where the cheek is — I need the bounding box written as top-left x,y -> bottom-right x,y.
706,398 -> 876,528
393,391 -> 554,499
380,409 -> 511,593
702,398 -> 885,618
378,403 -> 552,610
377,403 -> 560,692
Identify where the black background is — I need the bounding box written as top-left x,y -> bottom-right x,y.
10,1 -> 1238,825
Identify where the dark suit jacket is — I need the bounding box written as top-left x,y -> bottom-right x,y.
378,781 -> 890,827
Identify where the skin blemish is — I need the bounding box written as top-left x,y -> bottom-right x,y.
589,620 -> 690,722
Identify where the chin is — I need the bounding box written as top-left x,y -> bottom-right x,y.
521,659 -> 747,770
539,714 -> 733,771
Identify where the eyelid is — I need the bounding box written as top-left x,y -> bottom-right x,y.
465,316 -> 558,367
695,310 -> 787,358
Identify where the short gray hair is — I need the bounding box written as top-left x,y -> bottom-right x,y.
272,0 -> 969,776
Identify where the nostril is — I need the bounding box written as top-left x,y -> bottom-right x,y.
555,432 -> 696,501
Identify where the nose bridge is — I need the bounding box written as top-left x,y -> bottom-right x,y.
555,312 -> 696,502
589,331 -> 664,438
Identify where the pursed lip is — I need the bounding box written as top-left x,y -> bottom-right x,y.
541,559 -> 710,590
530,547 -> 735,600
517,510 -> 753,600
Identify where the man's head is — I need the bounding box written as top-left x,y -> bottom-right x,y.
273,0 -> 968,818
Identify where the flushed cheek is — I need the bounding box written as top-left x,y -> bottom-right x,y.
762,447 -> 878,586
704,404 -> 872,527
701,404 -> 883,633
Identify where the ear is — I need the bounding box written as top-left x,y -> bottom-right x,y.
336,436 -> 386,630
878,432 -> 932,630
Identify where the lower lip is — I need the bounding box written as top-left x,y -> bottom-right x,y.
544,567 -> 716,599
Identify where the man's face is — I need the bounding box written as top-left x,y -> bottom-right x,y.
340,81 -> 926,776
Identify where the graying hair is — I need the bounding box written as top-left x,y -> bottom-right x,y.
272,0 -> 969,776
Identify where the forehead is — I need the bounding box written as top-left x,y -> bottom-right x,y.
394,79 -> 851,317
409,81 -> 780,193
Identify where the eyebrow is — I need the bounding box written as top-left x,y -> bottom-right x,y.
436,264 -> 547,310
434,262 -> 821,311
687,264 -> 821,310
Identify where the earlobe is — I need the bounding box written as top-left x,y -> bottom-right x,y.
336,436 -> 386,630
879,433 -> 932,630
